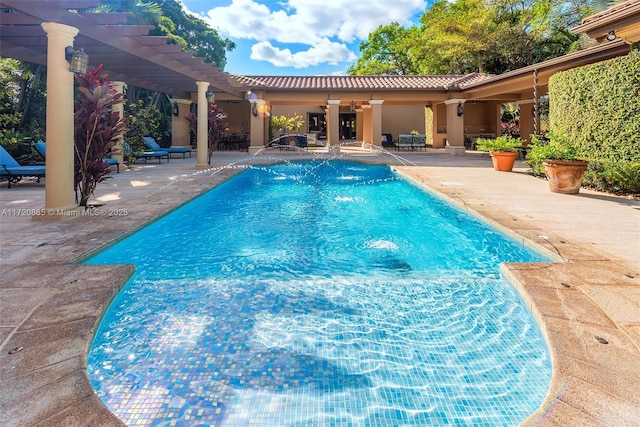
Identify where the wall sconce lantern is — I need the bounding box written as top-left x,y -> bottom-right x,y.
172,102 -> 179,116
605,30 -> 617,41
247,91 -> 258,117
206,91 -> 216,104
456,101 -> 464,117
65,46 -> 88,74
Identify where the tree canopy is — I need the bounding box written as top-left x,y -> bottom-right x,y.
348,0 -> 592,76
348,23 -> 421,75
92,0 -> 235,69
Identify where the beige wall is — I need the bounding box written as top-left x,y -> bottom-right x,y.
265,102 -> 510,149
218,101 -> 251,134
463,102 -> 494,135
269,103 -> 428,143
381,105 -> 426,142
271,105 -> 325,134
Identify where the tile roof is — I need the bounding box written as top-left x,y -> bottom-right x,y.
234,74 -> 495,91
581,0 -> 640,24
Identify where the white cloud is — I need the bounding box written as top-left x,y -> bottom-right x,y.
190,0 -> 426,69
250,39 -> 357,68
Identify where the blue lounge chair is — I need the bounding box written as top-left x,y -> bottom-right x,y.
33,142 -> 120,173
0,145 -> 46,188
123,143 -> 169,164
142,136 -> 191,158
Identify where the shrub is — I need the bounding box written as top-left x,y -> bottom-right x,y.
544,51 -> 639,194
475,135 -> 522,152
74,65 -> 127,207
526,132 -> 585,176
583,160 -> 640,194
270,113 -> 304,137
124,100 -> 163,152
549,51 -> 640,163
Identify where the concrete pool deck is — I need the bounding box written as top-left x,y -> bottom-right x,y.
1,148 -> 638,426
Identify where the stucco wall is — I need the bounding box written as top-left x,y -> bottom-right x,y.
463,102 -> 498,135
381,105 -> 426,143
219,102 -> 251,134
271,105 -> 325,134
270,104 -> 426,143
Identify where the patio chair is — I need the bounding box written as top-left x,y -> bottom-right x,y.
142,136 -> 191,158
0,145 -> 46,188
34,142 -> 120,173
382,133 -> 396,149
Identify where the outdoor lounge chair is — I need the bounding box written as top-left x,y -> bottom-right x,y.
0,145 -> 46,188
125,142 -> 169,164
34,142 -> 120,173
142,136 -> 191,158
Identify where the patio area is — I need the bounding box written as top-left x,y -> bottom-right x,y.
1,148 -> 639,426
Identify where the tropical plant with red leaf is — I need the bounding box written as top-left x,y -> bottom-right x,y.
74,65 -> 127,207
185,102 -> 227,164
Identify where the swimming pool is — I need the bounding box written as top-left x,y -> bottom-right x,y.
87,160 -> 552,426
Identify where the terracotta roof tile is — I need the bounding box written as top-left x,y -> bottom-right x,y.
233,74 -> 495,91
582,0 -> 640,24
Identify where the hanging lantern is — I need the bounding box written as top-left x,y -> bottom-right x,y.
66,46 -> 88,74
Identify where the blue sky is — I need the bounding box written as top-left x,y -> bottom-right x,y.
180,0 -> 429,76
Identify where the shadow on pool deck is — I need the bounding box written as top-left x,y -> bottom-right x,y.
1,148 -> 639,426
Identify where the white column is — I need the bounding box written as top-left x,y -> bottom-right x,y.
195,81 -> 209,168
110,81 -> 125,165
369,100 -> 384,146
445,99 -> 466,155
41,22 -> 78,212
171,98 -> 192,148
326,100 -> 341,147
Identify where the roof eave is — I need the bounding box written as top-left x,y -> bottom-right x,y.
461,40 -> 630,91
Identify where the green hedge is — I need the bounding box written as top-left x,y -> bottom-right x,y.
583,160 -> 640,194
547,50 -> 640,192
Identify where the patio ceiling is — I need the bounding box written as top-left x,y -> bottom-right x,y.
0,0 -> 245,99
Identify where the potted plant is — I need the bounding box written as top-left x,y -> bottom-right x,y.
526,132 -> 589,194
475,135 -> 523,172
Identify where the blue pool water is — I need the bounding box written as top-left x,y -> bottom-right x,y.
87,160 -> 552,426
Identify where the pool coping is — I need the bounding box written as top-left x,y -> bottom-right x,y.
1,153 -> 638,426
396,166 -> 640,426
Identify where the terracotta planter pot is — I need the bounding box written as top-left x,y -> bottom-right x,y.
543,159 -> 589,194
489,151 -> 518,172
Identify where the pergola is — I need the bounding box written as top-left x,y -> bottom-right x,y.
0,0 -> 243,98
0,0 -> 247,214
1,0 -> 635,214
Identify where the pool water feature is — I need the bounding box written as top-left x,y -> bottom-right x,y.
87,160 -> 552,426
